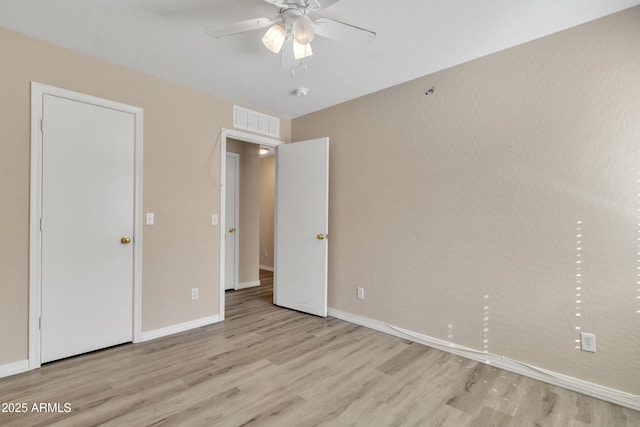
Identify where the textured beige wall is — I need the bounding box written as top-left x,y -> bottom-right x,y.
292,7 -> 640,394
0,28 -> 290,365
260,155 -> 276,269
227,139 -> 260,285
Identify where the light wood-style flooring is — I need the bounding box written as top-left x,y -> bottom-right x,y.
1,270 -> 638,426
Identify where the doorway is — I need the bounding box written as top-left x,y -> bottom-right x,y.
219,130 -> 329,321
224,139 -> 274,294
29,83 -> 143,369
219,130 -> 281,320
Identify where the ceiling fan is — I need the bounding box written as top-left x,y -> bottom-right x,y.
204,0 -> 376,68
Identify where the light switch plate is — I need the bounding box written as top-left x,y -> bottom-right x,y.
146,212 -> 154,225
212,214 -> 218,225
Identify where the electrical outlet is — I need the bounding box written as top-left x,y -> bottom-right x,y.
581,332 -> 596,353
191,288 -> 199,300
357,287 -> 364,300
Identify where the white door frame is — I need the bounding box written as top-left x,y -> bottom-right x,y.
29,82 -> 144,370
219,129 -> 282,320
225,152 -> 240,291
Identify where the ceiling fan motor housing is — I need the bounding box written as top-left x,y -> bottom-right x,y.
267,0 -> 313,9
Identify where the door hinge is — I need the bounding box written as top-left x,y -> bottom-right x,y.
40,218 -> 44,231
39,317 -> 42,331
40,118 -> 44,133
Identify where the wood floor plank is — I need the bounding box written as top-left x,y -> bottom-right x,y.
469,407 -> 513,427
1,270 -> 639,426
375,342 -> 433,375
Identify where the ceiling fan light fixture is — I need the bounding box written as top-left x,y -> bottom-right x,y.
292,15 -> 315,45
293,39 -> 313,59
262,24 -> 286,53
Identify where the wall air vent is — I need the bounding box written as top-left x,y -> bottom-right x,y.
233,105 -> 280,138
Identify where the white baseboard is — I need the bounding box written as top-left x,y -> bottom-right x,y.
140,314 -> 221,342
0,359 -> 29,379
259,265 -> 274,272
328,308 -> 640,412
237,280 -> 261,290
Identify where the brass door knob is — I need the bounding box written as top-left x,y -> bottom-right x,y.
317,234 -> 326,240
121,236 -> 132,244
228,228 -> 236,233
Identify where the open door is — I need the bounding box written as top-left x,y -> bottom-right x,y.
275,138 -> 329,317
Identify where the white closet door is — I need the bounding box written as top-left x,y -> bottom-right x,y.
41,94 -> 135,363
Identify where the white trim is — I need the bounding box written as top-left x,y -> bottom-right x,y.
222,128 -> 284,148
237,280 -> 261,290
132,99 -> 144,344
259,265 -> 275,272
225,152 -> 240,292
0,360 -> 29,379
219,128 -> 283,321
220,138 -> 226,320
140,315 -> 221,342
328,308 -> 640,412
29,82 -> 144,370
29,84 -> 43,370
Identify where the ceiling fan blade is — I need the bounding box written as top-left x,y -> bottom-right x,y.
314,18 -> 376,47
205,18 -> 275,39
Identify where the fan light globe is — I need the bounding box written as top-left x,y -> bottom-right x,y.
293,15 -> 315,45
293,39 -> 313,59
262,24 -> 286,53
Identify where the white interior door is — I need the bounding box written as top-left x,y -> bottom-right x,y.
225,153 -> 239,290
41,94 -> 135,363
275,138 -> 329,317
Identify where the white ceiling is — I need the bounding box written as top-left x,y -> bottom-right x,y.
1,0 -> 638,118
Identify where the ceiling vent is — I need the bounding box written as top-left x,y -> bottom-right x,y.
233,105 -> 280,138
